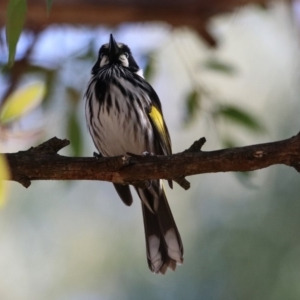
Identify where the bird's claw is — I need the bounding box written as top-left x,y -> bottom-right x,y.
93,152 -> 102,159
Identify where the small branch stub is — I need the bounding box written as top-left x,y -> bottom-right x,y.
185,137 -> 206,153
14,174 -> 31,188
29,137 -> 70,154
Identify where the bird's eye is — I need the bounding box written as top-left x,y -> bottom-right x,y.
99,53 -> 104,59
124,52 -> 129,58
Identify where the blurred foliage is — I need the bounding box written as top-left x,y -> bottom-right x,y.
183,89 -> 266,146
182,55 -> 265,148
25,65 -> 58,106
5,0 -> 27,67
0,154 -> 9,206
5,0 -> 51,67
67,109 -> 83,157
214,104 -> 265,133
0,80 -> 46,205
201,58 -> 237,75
0,82 -> 46,124
184,89 -> 201,124
143,53 -> 156,81
0,2 -> 299,299
66,86 -> 83,156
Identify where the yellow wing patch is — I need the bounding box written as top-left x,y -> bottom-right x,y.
149,105 -> 171,154
149,105 -> 165,136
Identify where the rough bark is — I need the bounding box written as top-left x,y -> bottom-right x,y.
4,133 -> 300,189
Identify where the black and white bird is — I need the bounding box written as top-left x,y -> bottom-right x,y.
85,34 -> 183,274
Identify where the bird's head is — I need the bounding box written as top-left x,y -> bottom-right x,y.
92,34 -> 140,74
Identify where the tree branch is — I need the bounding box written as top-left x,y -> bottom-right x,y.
0,0 -> 279,47
4,133 -> 300,189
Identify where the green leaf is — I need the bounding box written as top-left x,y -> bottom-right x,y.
202,58 -> 236,75
143,54 -> 155,81
184,89 -> 201,124
42,69 -> 56,105
6,0 -> 27,67
45,0 -> 53,15
0,154 -> 10,207
67,110 -> 83,157
0,82 -> 46,124
215,105 -> 265,132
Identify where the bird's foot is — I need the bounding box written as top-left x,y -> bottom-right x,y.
93,152 -> 102,159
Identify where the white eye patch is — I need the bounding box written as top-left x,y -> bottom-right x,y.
98,52 -> 129,67
118,54 -> 129,67
100,55 -> 109,67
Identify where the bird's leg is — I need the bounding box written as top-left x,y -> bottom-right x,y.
93,152 -> 102,159
126,151 -> 154,157
142,151 -> 155,156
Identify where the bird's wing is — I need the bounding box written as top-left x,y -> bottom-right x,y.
148,104 -> 172,155
130,72 -> 172,156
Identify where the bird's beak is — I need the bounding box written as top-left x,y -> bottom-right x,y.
108,34 -> 119,60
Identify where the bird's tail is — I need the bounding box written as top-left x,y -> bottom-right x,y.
136,180 -> 184,274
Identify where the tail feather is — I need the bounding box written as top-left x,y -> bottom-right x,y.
113,183 -> 133,206
138,181 -> 183,274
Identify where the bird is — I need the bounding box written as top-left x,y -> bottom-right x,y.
84,34 -> 183,274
